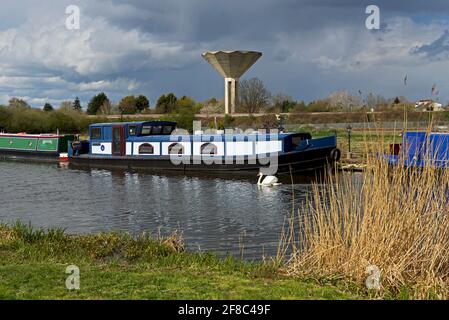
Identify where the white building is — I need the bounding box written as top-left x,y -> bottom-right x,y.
414,99 -> 444,112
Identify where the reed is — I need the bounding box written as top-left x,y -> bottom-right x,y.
283,128 -> 449,299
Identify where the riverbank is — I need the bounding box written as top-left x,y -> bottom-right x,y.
0,222 -> 360,300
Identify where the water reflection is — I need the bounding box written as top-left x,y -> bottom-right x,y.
0,160 -> 326,260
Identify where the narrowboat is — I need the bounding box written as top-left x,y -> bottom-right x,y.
68,121 -> 341,175
389,131 -> 449,168
0,132 -> 74,161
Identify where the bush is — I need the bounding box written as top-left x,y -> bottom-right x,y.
0,106 -> 93,134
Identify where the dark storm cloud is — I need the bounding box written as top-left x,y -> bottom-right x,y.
1,0 -> 449,107
412,30 -> 449,59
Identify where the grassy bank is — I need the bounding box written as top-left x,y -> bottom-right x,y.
0,222 -> 360,300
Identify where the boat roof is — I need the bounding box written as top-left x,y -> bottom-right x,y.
0,133 -> 66,138
89,121 -> 177,127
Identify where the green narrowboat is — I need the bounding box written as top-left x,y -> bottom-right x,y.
0,133 -> 75,161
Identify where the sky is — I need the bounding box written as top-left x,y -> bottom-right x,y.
1,0 -> 449,109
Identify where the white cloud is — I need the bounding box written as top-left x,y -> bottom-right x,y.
0,0 -> 198,106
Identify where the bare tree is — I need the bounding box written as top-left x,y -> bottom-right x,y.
99,100 -> 112,115
59,101 -> 74,111
239,78 -> 271,114
327,91 -> 361,111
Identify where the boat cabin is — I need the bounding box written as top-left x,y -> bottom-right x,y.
0,133 -> 74,154
88,121 -> 177,156
74,121 -> 332,159
390,131 -> 449,167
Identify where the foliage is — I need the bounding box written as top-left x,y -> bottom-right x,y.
223,114 -> 235,128
291,101 -> 307,113
43,103 -> 54,112
135,95 -> 150,112
171,107 -> 196,132
87,92 -> 109,115
156,93 -> 178,113
259,114 -> 278,129
73,97 -> 82,112
8,98 -> 30,109
98,100 -> 113,115
0,105 -> 95,134
118,96 -> 138,115
271,93 -> 296,113
59,101 -> 73,111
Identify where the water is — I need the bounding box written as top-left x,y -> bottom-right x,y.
0,160 -> 321,260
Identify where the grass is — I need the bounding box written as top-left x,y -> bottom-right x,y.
282,128 -> 449,299
0,222 -> 360,300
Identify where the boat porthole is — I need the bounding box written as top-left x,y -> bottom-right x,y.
168,143 -> 184,155
201,143 -> 217,155
101,145 -> 105,151
8,140 -> 12,145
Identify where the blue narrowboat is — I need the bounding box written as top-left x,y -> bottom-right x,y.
389,131 -> 449,168
68,121 -> 341,175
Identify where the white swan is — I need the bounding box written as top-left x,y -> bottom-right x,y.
257,172 -> 281,186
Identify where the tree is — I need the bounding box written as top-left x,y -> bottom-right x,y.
87,92 -> 109,115
8,98 -> 30,109
156,93 -> 177,113
271,93 -> 296,113
291,101 -> 307,113
177,96 -> 195,109
59,101 -> 74,111
239,78 -> 271,114
307,99 -> 331,112
43,103 -> 54,112
118,96 -> 137,115
327,91 -> 361,111
73,97 -> 82,112
99,100 -> 112,115
135,95 -> 150,112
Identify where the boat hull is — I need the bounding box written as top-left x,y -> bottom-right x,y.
0,149 -> 60,162
69,147 -> 336,174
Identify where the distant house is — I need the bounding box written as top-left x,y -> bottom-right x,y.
414,99 -> 444,112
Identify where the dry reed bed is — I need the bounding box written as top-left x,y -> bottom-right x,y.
283,134 -> 449,299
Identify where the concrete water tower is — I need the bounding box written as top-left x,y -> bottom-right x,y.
202,50 -> 262,114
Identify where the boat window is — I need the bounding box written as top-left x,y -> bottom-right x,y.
128,125 -> 137,136
141,126 -> 152,135
151,126 -> 162,135
292,136 -> 302,148
168,143 -> 184,155
139,143 -> 154,154
201,143 -> 217,155
141,125 -> 175,136
162,126 -> 174,135
91,128 -> 102,140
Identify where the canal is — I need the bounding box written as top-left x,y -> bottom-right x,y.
0,160 -> 326,260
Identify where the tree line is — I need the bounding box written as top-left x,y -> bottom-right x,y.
0,77 -> 426,134
3,77 -> 420,118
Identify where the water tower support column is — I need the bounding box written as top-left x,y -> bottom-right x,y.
225,78 -> 239,114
